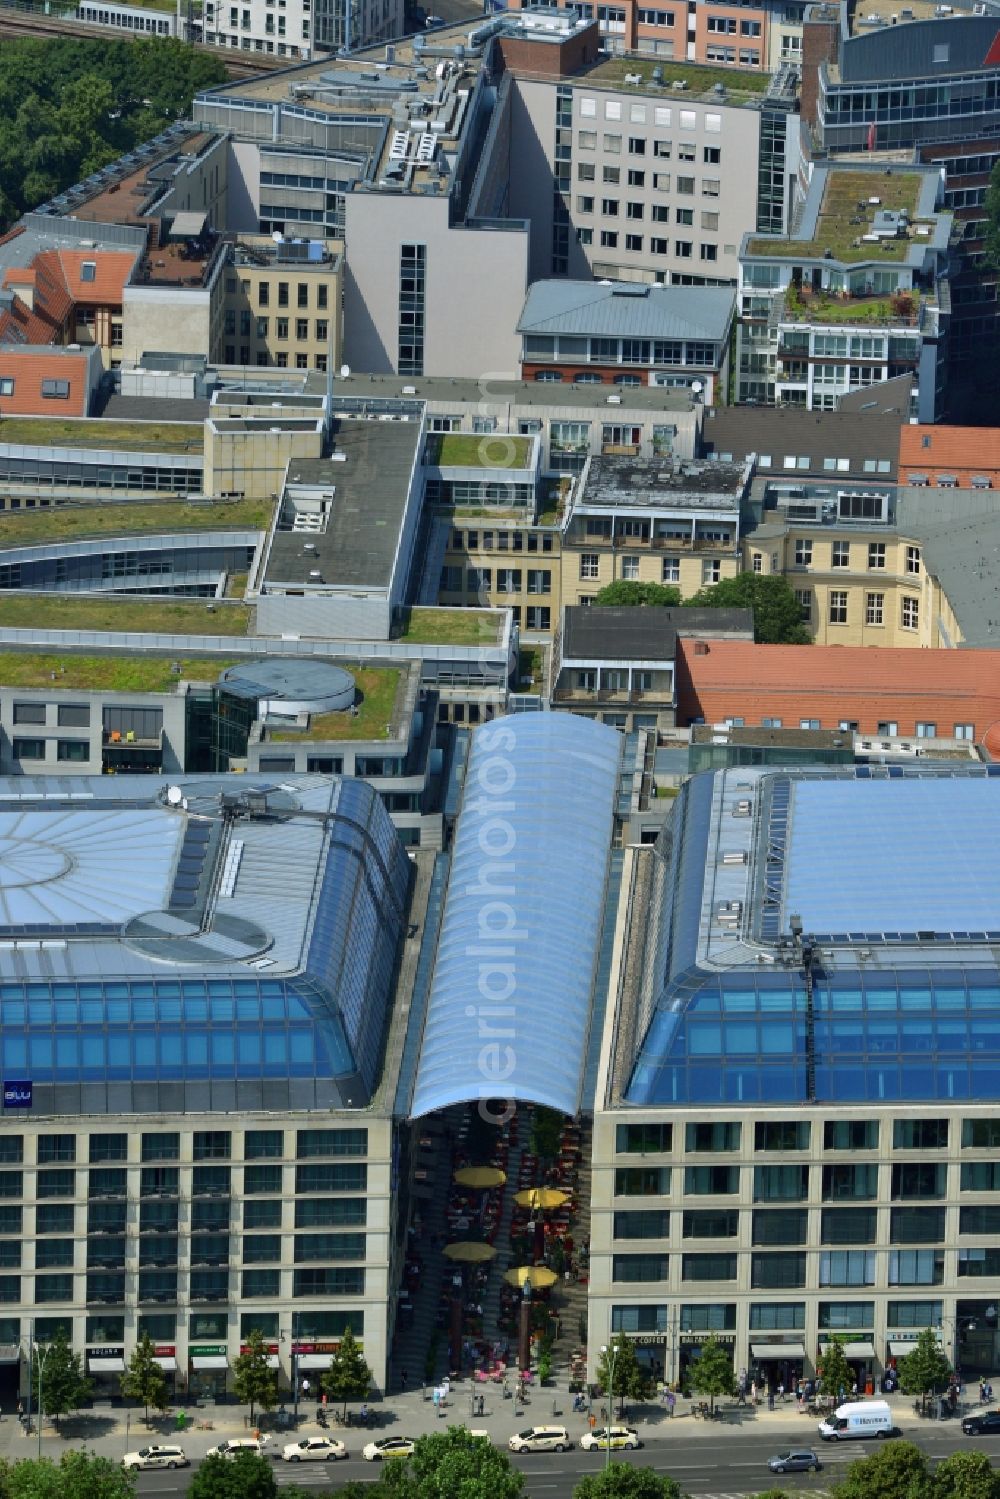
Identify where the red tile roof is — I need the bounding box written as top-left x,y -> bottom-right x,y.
900,424 -> 1000,476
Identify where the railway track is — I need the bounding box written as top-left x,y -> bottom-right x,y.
0,5 -> 285,73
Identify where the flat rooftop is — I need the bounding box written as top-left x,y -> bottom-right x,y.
0,416 -> 204,453
265,417 -> 420,590
267,665 -> 403,742
579,455 -> 746,510
745,168 -> 939,263
0,595 -> 251,636
576,55 -> 772,105
315,370 -> 696,414
563,605 -> 753,661
0,498 -> 271,549
0,652 -> 235,692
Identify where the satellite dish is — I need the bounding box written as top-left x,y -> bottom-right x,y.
166,785 -> 183,806
339,363 -> 351,378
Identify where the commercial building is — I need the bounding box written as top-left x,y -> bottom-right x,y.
221,238 -> 343,372
517,279 -> 735,402
737,163 -> 951,420
201,0 -> 402,61
699,400 -> 905,480
590,763 -> 1000,1389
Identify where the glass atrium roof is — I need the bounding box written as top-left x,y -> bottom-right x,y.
410,712 -> 622,1119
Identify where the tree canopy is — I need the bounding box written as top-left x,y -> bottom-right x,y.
321,1326 -> 373,1414
816,1340 -> 853,1400
186,1453 -> 280,1499
337,1427 -> 525,1499
0,1452 -> 136,1499
120,1333 -> 167,1425
231,1329 -> 277,1425
0,38 -> 226,232
685,573 -> 812,644
573,1467 -> 681,1499
896,1328 -> 952,1406
687,1335 -> 736,1413
933,1450 -> 1000,1499
593,581 -> 682,608
30,1331 -> 92,1424
595,1334 -> 649,1407
828,1440 -> 1000,1499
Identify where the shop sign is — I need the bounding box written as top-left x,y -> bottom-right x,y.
293,1341 -> 343,1355
240,1344 -> 279,1355
155,1346 -> 176,1358
680,1333 -> 735,1344
3,1081 -> 31,1109
89,1346 -> 124,1359
189,1345 -> 227,1357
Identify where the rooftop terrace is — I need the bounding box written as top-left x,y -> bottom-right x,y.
0,595 -> 251,636
398,607 -> 506,646
268,665 -> 402,742
426,433 -> 533,470
746,171 -> 928,262
0,417 -> 204,453
0,498 -> 271,548
0,652 -> 236,692
580,55 -> 770,102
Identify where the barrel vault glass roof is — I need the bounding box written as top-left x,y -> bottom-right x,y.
625,767 -> 1000,1107
410,712 -> 622,1119
0,774 -> 410,1112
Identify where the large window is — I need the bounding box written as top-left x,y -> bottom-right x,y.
612,1306 -> 668,1333
820,1250 -> 875,1286
614,1211 -> 669,1239
890,1207 -> 945,1244
682,1253 -> 737,1282
616,1123 -> 672,1154
38,1136 -> 76,1164
295,1198 -> 366,1228
819,1302 -> 874,1330
294,1233 -> 366,1262
754,1165 -> 809,1202
142,1135 -> 179,1162
823,1163 -> 877,1200
679,1304 -> 735,1331
893,1120 -> 948,1150
613,1254 -> 669,1283
962,1119 -> 1000,1148
245,1165 -> 283,1194
686,1122 -> 740,1152
89,1134 -> 127,1163
297,1129 -> 368,1158
245,1200 -> 283,1229
752,1253 -> 806,1289
889,1249 -> 944,1285
960,1205 -> 1000,1234
685,1165 -> 739,1195
398,243 -> 426,377
822,1208 -> 877,1245
615,1167 -> 670,1196
752,1209 -> 807,1245
244,1130 -> 284,1159
892,1163 -> 946,1199
194,1132 -> 231,1161
750,1303 -> 804,1330
961,1161 -> 1000,1191
685,1210 -> 738,1239
754,1122 -> 809,1152
293,1267 -> 364,1297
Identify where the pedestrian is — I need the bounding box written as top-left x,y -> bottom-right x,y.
768,1388 -> 775,1412
667,1390 -> 676,1419
777,1381 -> 784,1403
851,1380 -> 858,1399
750,1380 -> 758,1407
401,1367 -> 409,1389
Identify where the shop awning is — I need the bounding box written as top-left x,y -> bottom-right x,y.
751,1343 -> 806,1361
0,1344 -> 20,1365
89,1357 -> 125,1373
888,1339 -> 919,1357
191,1355 -> 229,1370
821,1341 -> 875,1360
297,1353 -> 333,1371
154,1357 -> 177,1372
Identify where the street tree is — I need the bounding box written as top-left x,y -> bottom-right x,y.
0,1452 -> 136,1499
896,1327 -> 952,1414
934,1449 -> 1000,1499
687,1335 -> 737,1415
186,1453 -> 281,1499
120,1333 -> 167,1426
573,1466 -> 682,1499
684,573 -> 812,644
833,1440 -> 933,1499
321,1326 -> 373,1417
816,1339 -> 853,1401
595,1334 -> 649,1413
593,581 -> 682,608
30,1331 -> 92,1426
231,1329 -> 277,1427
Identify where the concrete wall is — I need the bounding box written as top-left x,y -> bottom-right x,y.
0,685 -> 189,776
256,591 -> 393,642
227,141 -> 262,233
342,193 -> 528,378
204,422 -> 324,500
122,286 -> 214,367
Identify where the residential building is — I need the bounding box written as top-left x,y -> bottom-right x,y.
517,279 -> 735,401
893,488 -> 1000,649
552,603 -> 753,732
737,163 -> 951,420
898,424 -> 1000,490
589,762 -> 1000,1388
201,0 -> 403,61
0,344 -> 102,420
560,453 -> 750,608
675,638 -> 1000,746
700,401 -> 905,481
222,238 -> 343,372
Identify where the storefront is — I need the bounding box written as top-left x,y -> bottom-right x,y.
189,1346 -> 229,1400
153,1347 -> 178,1400
679,1333 -> 736,1391
88,1347 -> 125,1398
294,1344 -> 335,1400
750,1341 -> 807,1394
820,1339 -> 876,1396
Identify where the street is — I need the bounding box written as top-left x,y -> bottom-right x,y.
123,1425 -> 1000,1499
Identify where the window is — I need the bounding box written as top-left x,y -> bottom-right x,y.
901,596 -> 919,630
245,1199 -> 282,1229
603,166 -> 620,184
890,1249 -> 944,1285
194,1131 -> 231,1161
142,1134 -> 179,1162
832,541 -> 850,569
962,1119 -> 1000,1149
961,1161 -> 1000,1191
662,557 -> 680,583
892,1163 -> 945,1199
824,1120 -> 878,1150
752,1209 -> 807,1245
295,1198 -> 365,1228
820,1249 -> 876,1287
245,1165 -> 282,1194
795,589 -> 811,621
683,1253 -> 736,1282
753,1253 -> 806,1288
794,539 -> 812,566
823,1163 -> 877,1200
955,723 -> 975,740
613,1253 -> 668,1282
295,1163 -> 366,1193
822,1207 -> 877,1245
614,1210 -> 669,1239
600,231 -> 618,249
750,1303 -> 805,1330
0,378 -> 13,397
615,1167 -> 670,1196
754,1165 -> 808,1202
684,1165 -> 739,1195
915,722 -> 936,738
617,1123 -> 672,1153
40,380 -> 70,400
244,1130 -> 284,1159
700,244 -> 718,263
906,544 -> 921,575
891,1206 -> 945,1243
686,1122 -> 740,1152
702,559 -> 721,585
829,591 -> 848,625
12,739 -> 45,761
580,554 -> 599,580
878,721 -> 899,736
685,1209 -> 738,1239
868,542 -> 885,570
819,1302 -> 874,1330
865,592 -> 884,626
38,1136 -> 76,1164
612,1306 -> 669,1334
621,556 -> 639,581
242,1269 -> 280,1298
36,1274 -> 73,1303
894,1119 -> 948,1150
755,1122 -> 809,1152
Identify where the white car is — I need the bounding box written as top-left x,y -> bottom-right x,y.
281,1436 -> 348,1462
122,1445 -> 189,1470
580,1426 -> 642,1452
363,1436 -> 416,1461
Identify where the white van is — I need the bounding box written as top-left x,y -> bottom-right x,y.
214,1437 -> 270,1459
817,1399 -> 894,1442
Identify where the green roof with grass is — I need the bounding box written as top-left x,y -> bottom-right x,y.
427,434 -> 533,470
0,594 -> 251,636
0,418 -> 204,453
583,55 -> 769,99
746,171 -> 927,263
398,607 -> 505,646
0,653 -> 236,692
0,497 -> 272,547
269,666 -> 402,742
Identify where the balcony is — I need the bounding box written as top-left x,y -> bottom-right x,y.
779,283 -> 923,329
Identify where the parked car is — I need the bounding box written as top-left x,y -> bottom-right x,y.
508,1426 -> 572,1453
363,1437 -> 416,1461
768,1449 -> 823,1473
281,1436 -> 348,1462
580,1426 -> 641,1452
215,1437 -> 270,1459
963,1410 -> 1000,1435
122,1446 -> 189,1471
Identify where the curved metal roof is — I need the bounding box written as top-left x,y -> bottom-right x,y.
410,712 -> 621,1119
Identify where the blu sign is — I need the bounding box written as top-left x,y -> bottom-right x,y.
3,1081 -> 31,1109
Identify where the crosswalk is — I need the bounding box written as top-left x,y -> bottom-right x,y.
274,1465 -> 351,1487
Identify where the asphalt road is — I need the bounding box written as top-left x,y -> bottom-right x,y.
129,1426 -> 1000,1499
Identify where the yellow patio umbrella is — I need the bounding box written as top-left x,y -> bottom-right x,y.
454,1166 -> 507,1189
442,1241 -> 498,1263
505,1264 -> 558,1290
514,1187 -> 569,1211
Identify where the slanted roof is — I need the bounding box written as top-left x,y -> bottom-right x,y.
900,424 -> 1000,473
896,488 -> 1000,647
517,279 -> 735,344
410,713 -> 622,1120
701,403 -> 903,476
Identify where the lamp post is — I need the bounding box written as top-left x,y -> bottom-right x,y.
30,1337 -> 55,1461
600,1341 -> 619,1474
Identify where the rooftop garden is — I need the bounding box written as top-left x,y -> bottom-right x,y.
398,606 -> 503,646
426,434 -> 533,470
782,283 -> 921,327
0,653 -> 235,692
0,497 -> 272,547
0,418 -> 204,453
0,594 -> 251,636
269,666 -> 401,742
585,56 -> 769,96
746,171 -> 927,263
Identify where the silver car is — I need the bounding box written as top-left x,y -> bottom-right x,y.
768,1448 -> 822,1473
